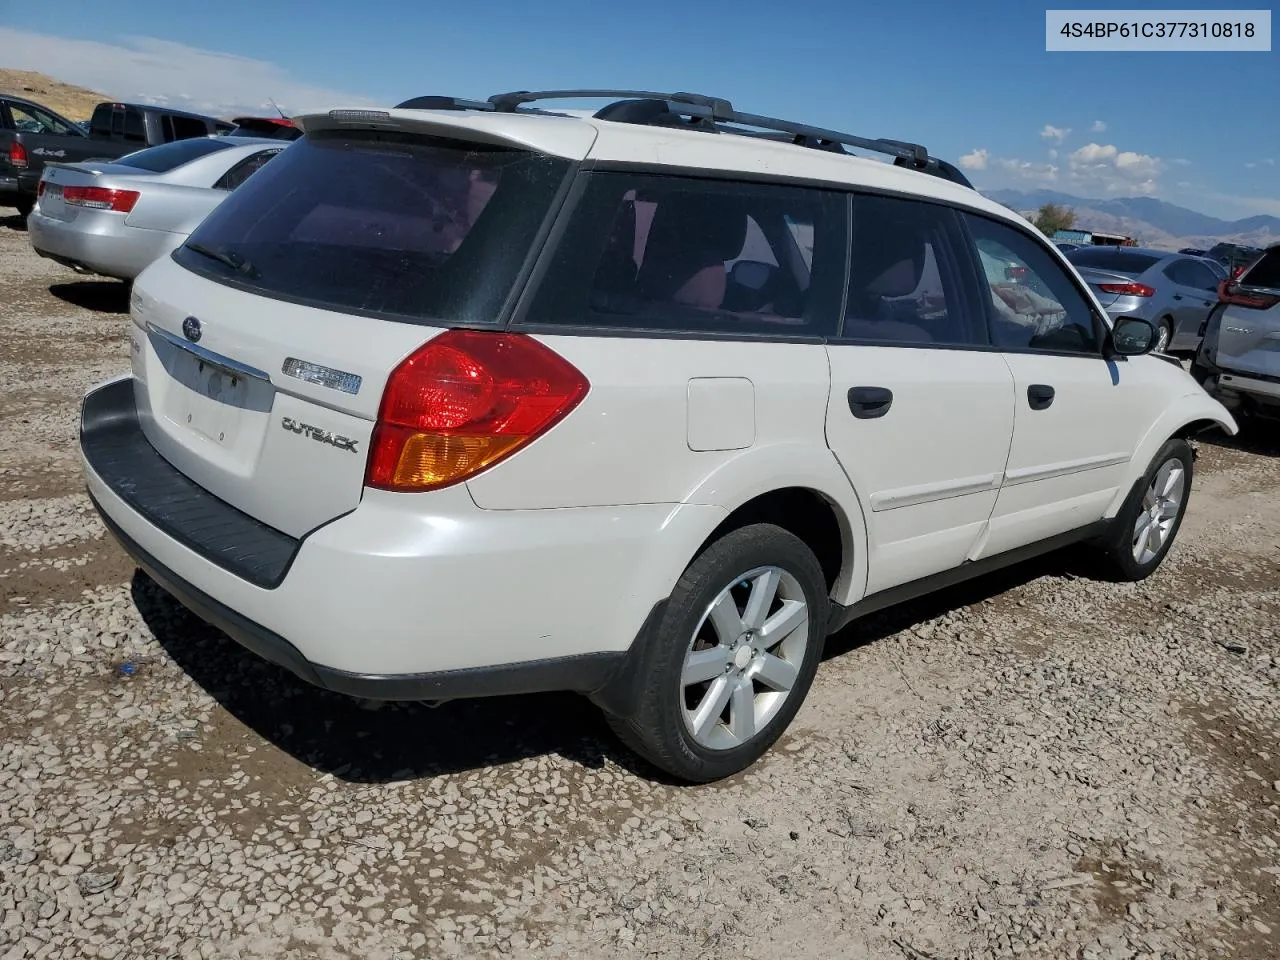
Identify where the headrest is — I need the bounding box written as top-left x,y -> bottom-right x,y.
644,194 -> 749,265
853,225 -> 925,299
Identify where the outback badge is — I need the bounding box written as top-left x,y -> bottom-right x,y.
281,417 -> 359,454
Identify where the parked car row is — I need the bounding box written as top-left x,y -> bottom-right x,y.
1,93 -> 297,217
1063,246 -> 1229,353
65,87 -> 1238,783
28,136 -> 288,280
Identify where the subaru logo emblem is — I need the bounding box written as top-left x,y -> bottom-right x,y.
182,317 -> 203,342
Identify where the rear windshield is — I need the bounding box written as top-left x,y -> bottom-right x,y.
1241,248 -> 1280,289
1065,248 -> 1162,273
174,130 -> 571,326
116,137 -> 233,172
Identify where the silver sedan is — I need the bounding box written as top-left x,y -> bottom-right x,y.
1064,246 -> 1228,353
28,136 -> 287,281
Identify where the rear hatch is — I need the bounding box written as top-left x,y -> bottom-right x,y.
127,116 -> 582,538
1210,246 -> 1280,380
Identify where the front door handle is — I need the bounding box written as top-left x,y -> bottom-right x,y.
1173,294 -> 1184,301
1027,384 -> 1055,410
848,386 -> 893,419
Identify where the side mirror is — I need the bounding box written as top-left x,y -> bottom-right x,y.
1110,316 -> 1157,356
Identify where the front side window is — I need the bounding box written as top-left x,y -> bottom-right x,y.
842,194 -> 984,346
176,130 -> 570,327
9,104 -> 76,136
523,173 -> 845,337
169,115 -> 210,141
964,213 -> 1100,355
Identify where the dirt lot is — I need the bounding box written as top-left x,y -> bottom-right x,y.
1,210 -> 1278,960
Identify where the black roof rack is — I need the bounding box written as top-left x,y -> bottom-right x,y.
391,89 -> 972,189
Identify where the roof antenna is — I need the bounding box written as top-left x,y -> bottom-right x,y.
268,97 -> 286,119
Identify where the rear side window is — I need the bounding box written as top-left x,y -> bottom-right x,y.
842,194 -> 985,346
214,149 -> 282,190
964,213 -> 1100,355
1242,247 -> 1280,289
122,108 -> 146,143
1066,248 -> 1161,273
90,104 -> 113,137
523,173 -> 845,337
175,130 -> 571,327
116,137 -> 233,172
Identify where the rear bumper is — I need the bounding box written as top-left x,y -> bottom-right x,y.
81,375 -> 720,701
1191,342 -> 1280,418
0,170 -> 38,202
28,208 -> 176,280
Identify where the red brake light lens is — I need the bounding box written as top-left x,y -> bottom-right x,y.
61,186 -> 140,213
366,330 -> 590,492
1098,282 -> 1155,297
8,142 -> 28,169
1218,278 -> 1280,310
36,180 -> 45,198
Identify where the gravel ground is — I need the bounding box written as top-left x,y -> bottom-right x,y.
1,210 -> 1278,960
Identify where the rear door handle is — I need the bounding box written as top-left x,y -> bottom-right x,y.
1027,384 -> 1055,410
1173,294 -> 1183,301
848,386 -> 893,419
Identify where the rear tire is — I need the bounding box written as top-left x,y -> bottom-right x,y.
1096,437 -> 1193,582
14,197 -> 33,219
1154,317 -> 1173,353
605,523 -> 828,783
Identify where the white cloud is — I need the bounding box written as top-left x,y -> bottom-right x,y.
1048,148 -> 1058,160
1070,142 -> 1118,165
1040,124 -> 1071,143
959,148 -> 989,170
1170,158 -> 1192,166
0,28 -> 373,118
1114,151 -> 1161,180
1063,141 -> 1163,196
1091,120 -> 1107,132
1246,162 -> 1258,169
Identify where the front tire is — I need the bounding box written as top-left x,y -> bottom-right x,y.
606,523 -> 829,783
1097,437 -> 1193,581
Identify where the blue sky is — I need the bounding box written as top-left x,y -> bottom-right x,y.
1,0 -> 1276,219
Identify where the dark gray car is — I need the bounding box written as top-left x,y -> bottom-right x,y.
1064,246 -> 1226,353
1193,242 -> 1280,426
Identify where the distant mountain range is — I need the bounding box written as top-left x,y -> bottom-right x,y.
982,189 -> 1279,251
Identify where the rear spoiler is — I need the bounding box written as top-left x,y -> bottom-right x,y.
292,108 -> 598,160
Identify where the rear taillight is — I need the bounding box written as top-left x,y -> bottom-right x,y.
8,142 -> 27,169
61,186 -> 140,213
1005,265 -> 1027,282
1218,278 -> 1280,310
1098,282 -> 1155,297
366,330 -> 590,492
1231,265 -> 1246,279
36,180 -> 45,198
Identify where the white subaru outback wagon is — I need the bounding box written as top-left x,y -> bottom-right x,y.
80,89 -> 1236,782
